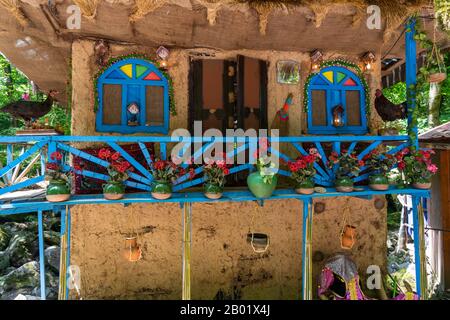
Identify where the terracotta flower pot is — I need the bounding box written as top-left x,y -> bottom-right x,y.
247,172 -> 277,198
151,180 -> 172,200
341,225 -> 356,250
429,72 -> 446,84
335,177 -> 354,192
204,183 -> 223,200
369,174 -> 389,191
122,237 -> 142,262
295,178 -> 315,195
412,182 -> 431,189
46,179 -> 71,202
103,181 -> 125,200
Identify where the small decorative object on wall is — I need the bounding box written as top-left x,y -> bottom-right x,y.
395,148 -> 438,189
287,148 -> 321,195
374,198 -> 386,210
332,104 -> 344,127
276,60 -> 300,84
270,93 -> 293,137
98,148 -> 132,200
247,139 -> 277,198
328,151 -> 364,192
314,201 -> 326,213
363,149 -> 396,191
45,152 -> 71,202
156,46 -> 170,68
310,49 -> 323,73
203,154 -> 230,200
361,51 -> 375,72
247,233 -> 270,253
94,39 -> 111,67
127,102 -> 140,126
123,236 -> 142,262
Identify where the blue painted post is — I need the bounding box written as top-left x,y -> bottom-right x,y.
405,18 -> 418,150
411,196 -> 422,297
37,210 -> 46,300
58,207 -> 67,300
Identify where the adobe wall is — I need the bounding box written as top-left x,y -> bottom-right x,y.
69,40 -> 387,299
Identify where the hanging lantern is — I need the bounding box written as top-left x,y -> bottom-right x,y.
122,236 -> 142,262
310,49 -> 323,73
332,105 -> 344,127
361,51 -> 375,72
156,46 -> 170,69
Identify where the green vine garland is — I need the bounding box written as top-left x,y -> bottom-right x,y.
303,59 -> 371,118
93,53 -> 176,116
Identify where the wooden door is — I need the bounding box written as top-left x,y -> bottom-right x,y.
441,150 -> 450,289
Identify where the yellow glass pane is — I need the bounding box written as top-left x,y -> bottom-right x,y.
120,64 -> 133,78
323,71 -> 333,83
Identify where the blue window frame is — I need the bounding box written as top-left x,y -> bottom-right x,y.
307,66 -> 367,135
96,58 -> 169,134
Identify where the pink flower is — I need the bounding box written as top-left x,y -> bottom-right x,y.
427,164 -> 438,174
216,159 -> 225,167
259,137 -> 269,151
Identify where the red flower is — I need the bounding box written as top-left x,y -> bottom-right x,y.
259,137 -> 269,151
111,152 -> 120,161
98,148 -> 112,160
46,162 -> 59,171
50,151 -> 63,161
358,160 -> 365,167
189,168 -> 196,179
330,151 -> 339,158
398,161 -> 406,170
154,160 -> 166,170
223,168 -> 230,175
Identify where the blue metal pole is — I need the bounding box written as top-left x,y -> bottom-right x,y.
405,17 -> 418,150
411,196 -> 422,297
6,144 -> 13,182
37,210 -> 46,300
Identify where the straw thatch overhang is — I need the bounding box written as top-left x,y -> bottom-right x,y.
0,0 -> 439,104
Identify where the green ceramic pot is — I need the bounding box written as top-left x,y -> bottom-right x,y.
369,174 -> 389,191
151,180 -> 172,200
103,181 -> 125,200
204,183 -> 223,200
295,178 -> 315,195
247,172 -> 278,198
46,179 -> 70,202
335,176 -> 354,192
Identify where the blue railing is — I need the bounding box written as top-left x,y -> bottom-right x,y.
0,134 -> 411,197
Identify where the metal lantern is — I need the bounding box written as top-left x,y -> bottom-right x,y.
310,49 -> 323,73
332,105 -> 344,127
361,51 -> 375,72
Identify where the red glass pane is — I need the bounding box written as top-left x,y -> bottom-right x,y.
143,72 -> 161,81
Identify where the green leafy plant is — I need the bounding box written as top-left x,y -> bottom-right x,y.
204,154 -> 230,187
287,149 -> 319,185
328,150 -> 364,179
363,149 -> 396,174
395,148 -> 438,184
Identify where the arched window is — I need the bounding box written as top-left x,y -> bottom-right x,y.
96,58 -> 169,134
306,66 -> 367,134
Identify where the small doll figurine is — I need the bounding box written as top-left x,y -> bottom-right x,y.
127,102 -> 140,126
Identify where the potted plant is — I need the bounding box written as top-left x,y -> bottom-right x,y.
98,148 -> 131,200
287,149 -> 320,195
45,151 -> 71,202
203,155 -> 229,200
363,150 -> 396,191
395,148 -> 438,189
247,155 -> 277,199
328,150 -> 364,192
149,159 -> 184,200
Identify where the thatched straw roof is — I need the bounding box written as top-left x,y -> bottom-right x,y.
0,0 -> 439,103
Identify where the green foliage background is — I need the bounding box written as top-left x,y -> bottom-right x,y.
0,54 -> 70,136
